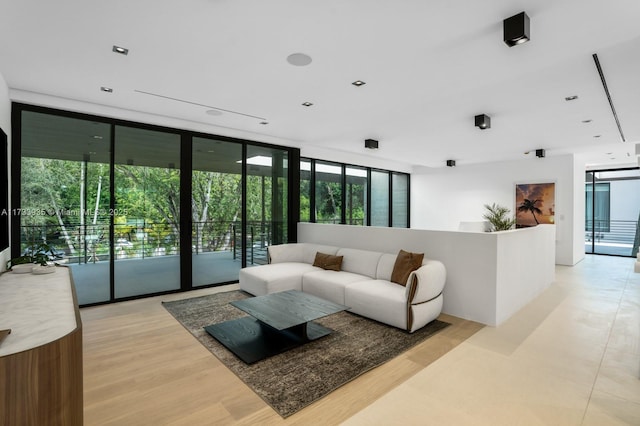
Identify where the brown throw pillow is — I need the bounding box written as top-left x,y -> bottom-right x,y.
390,250 -> 424,286
313,252 -> 343,271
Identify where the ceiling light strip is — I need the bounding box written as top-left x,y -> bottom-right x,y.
134,89 -> 267,120
592,53 -> 626,142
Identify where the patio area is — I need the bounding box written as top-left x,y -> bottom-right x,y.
70,251 -> 245,305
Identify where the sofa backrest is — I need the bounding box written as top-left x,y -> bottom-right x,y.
336,248 -> 383,279
376,253 -> 397,281
268,243 -> 339,264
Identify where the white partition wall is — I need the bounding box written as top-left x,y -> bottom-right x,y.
298,223 -> 556,326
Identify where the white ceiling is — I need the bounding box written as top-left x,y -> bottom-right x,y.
1,0 -> 639,170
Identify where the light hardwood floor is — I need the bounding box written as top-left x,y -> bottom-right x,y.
82,285 -> 482,425
82,255 -> 640,425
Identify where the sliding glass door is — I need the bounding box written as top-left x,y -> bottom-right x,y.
113,126 -> 182,298
191,137 -> 242,286
585,169 -> 640,257
245,146 -> 288,266
20,111 -> 112,305
14,104 -> 296,305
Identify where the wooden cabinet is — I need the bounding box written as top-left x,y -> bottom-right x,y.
0,267 -> 83,425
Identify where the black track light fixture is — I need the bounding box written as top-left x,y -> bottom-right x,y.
446,160 -> 456,167
365,139 -> 379,149
504,12 -> 530,47
475,114 -> 491,130
536,149 -> 545,158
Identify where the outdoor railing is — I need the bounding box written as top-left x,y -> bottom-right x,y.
18,220 -> 287,265
585,219 -> 638,245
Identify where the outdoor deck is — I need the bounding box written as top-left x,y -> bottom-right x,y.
70,251 -> 253,305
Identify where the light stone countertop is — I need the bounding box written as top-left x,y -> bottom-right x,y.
0,266 -> 77,357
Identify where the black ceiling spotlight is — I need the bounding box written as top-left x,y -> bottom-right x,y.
536,149 -> 545,158
365,139 -> 379,149
446,160 -> 456,167
474,114 -> 491,130
504,12 -> 530,47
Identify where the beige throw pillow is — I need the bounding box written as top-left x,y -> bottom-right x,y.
390,249 -> 424,286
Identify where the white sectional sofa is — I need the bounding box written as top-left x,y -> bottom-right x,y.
239,243 -> 446,333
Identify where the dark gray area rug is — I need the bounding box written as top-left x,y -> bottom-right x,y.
162,290 -> 449,418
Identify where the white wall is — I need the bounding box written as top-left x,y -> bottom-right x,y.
411,154 -> 585,266
0,71 -> 11,272
609,180 -> 640,220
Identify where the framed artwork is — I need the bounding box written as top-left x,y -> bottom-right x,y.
515,182 -> 555,228
0,127 -> 7,251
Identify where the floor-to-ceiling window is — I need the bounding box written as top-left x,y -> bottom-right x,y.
191,137 -> 243,286
371,170 -> 390,227
300,158 -> 410,228
245,145 -> 288,266
585,168 -> 640,257
391,172 -> 409,228
19,111 -> 112,304
13,104 -> 297,305
345,166 -> 367,225
113,126 -> 182,298
315,161 -> 343,224
300,159 -> 311,222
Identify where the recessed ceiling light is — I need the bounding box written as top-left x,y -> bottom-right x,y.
100,86 -> 113,93
206,109 -> 223,116
582,119 -> 592,123
302,102 -> 313,107
286,53 -> 312,66
93,135 -> 103,139
565,95 -> 578,101
259,121 -> 268,125
352,80 -> 366,87
112,45 -> 129,55
594,135 -> 601,138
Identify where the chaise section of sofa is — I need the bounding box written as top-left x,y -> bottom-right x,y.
238,243 -> 446,333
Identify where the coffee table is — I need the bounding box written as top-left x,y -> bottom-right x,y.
204,290 -> 348,364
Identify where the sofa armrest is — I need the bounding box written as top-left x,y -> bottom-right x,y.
405,259 -> 446,304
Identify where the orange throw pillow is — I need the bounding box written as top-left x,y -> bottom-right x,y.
390,250 -> 424,286
313,252 -> 343,271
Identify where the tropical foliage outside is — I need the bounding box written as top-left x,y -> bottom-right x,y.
20,157 -> 284,262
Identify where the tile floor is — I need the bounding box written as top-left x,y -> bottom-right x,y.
342,255 -> 640,425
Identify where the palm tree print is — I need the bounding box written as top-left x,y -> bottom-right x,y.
518,199 -> 542,225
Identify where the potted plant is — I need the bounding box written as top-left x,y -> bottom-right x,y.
6,243 -> 59,274
483,203 -> 516,232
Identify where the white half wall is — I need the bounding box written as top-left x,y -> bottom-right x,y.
411,154 -> 585,266
0,71 -> 11,272
298,222 -> 556,326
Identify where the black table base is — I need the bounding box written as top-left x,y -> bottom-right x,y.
204,316 -> 333,364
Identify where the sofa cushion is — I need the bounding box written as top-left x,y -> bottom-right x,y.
345,280 -> 408,330
391,250 -> 424,286
239,262 -> 321,296
336,248 -> 383,279
312,252 -> 344,271
302,270 -> 371,305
